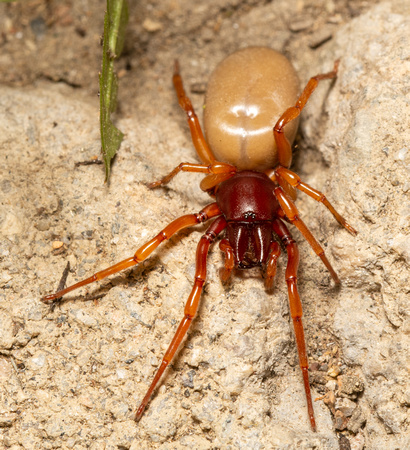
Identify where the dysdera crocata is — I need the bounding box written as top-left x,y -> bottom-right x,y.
42,47 -> 357,431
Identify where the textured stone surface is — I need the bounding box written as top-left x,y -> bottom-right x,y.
0,1 -> 408,449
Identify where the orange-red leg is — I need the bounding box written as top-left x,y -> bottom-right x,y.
264,241 -> 281,290
147,161 -> 236,189
273,219 -> 316,432
274,186 -> 340,284
148,61 -> 238,191
219,238 -> 235,283
274,61 -> 339,168
173,60 -> 215,165
265,168 -> 297,201
135,215 -> 227,421
199,172 -> 237,193
41,203 -> 222,303
275,167 -> 357,236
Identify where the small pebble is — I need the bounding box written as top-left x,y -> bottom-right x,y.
308,27 -> 333,48
349,430 -> 366,450
142,18 -> 162,32
338,433 -> 351,450
325,379 -> 337,391
36,219 -> 50,231
327,365 -> 341,378
190,82 -> 207,94
347,406 -> 366,433
201,28 -> 214,42
310,362 -> 320,371
334,409 -> 348,430
322,390 -> 336,414
320,363 -> 329,372
338,375 -> 365,397
335,397 -> 357,417
289,18 -> 313,32
52,241 -> 64,250
0,413 -> 17,427
30,17 -> 46,38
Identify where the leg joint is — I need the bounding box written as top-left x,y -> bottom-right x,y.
195,276 -> 206,285
202,231 -> 217,243
195,211 -> 208,223
281,234 -> 295,247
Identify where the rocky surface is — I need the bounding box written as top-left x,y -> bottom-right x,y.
0,1 -> 408,449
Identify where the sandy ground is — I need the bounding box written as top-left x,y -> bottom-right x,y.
0,1 -> 409,449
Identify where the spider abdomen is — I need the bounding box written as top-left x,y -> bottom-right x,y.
204,47 -> 300,171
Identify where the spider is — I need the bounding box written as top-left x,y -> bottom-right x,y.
42,47 -> 357,432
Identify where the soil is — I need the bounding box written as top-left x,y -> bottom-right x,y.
0,1 -> 408,449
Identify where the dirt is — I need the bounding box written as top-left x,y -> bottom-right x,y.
0,1 -> 408,449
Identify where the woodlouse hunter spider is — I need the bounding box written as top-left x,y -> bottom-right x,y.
42,47 -> 357,432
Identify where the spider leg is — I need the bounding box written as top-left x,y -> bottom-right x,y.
274,186 -> 340,284
219,238 -> 235,282
173,60 -> 215,165
147,61 -> 237,190
147,161 -> 236,189
275,167 -> 357,236
274,61 -> 339,168
272,218 -> 317,432
135,215 -> 227,422
41,203 -> 222,303
264,241 -> 281,290
265,167 -> 297,201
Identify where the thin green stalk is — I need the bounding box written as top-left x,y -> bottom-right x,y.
99,0 -> 129,182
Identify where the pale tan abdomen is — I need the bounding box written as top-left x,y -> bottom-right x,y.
204,47 -> 300,171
